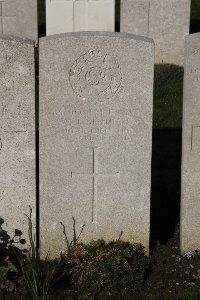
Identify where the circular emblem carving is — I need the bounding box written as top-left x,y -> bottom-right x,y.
69,49 -> 122,101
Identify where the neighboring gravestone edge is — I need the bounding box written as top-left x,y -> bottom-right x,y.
181,32 -> 200,254
39,31 -> 154,45
0,36 -> 35,251
120,0 -> 191,65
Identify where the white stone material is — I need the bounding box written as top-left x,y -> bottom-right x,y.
121,0 -> 191,65
46,0 -> 115,35
181,33 -> 200,254
40,32 -> 154,258
0,36 -> 35,245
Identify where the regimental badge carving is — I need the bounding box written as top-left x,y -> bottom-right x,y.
69,49 -> 122,101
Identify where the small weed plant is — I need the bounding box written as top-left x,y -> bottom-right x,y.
17,209 -> 152,295
60,217 -> 85,252
19,208 -> 66,300
65,239 -> 152,289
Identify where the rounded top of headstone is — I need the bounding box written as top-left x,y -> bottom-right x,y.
40,31 -> 154,45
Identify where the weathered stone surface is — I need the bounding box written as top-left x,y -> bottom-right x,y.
0,36 -> 35,248
40,32 -> 154,258
46,0 -> 114,35
181,33 -> 200,254
120,0 -> 191,65
0,0 -> 38,43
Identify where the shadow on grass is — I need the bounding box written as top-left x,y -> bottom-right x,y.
151,64 -> 183,251
150,128 -> 182,250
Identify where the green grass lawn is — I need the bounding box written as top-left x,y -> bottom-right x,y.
153,65 -> 183,129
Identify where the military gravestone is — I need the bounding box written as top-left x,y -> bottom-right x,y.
0,0 -> 38,43
0,36 -> 35,242
46,0 -> 114,35
181,33 -> 200,254
40,32 -> 154,258
121,0 -> 191,65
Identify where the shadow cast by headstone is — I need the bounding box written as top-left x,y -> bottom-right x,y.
150,128 -> 182,250
38,0 -> 46,38
190,19 -> 200,34
0,218 -> 28,268
115,0 -> 121,32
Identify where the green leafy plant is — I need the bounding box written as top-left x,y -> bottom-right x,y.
19,207 -> 66,300
0,266 -> 9,283
65,239 -> 152,289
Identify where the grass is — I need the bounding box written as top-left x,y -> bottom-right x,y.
1,291 -> 200,300
99,294 -> 200,300
153,65 -> 183,129
18,208 -> 66,300
96,293 -> 200,300
150,64 -> 183,246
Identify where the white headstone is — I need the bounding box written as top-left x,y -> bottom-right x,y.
46,0 -> 115,35
40,32 -> 154,258
0,36 -> 35,244
181,33 -> 200,254
121,0 -> 191,65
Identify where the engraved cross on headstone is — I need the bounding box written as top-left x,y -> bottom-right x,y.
0,1 -> 16,34
71,148 -> 120,222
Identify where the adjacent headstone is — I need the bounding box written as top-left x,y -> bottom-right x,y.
120,0 -> 191,65
0,36 -> 35,245
0,0 -> 38,43
40,32 -> 154,258
181,33 -> 200,254
46,0 -> 115,35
